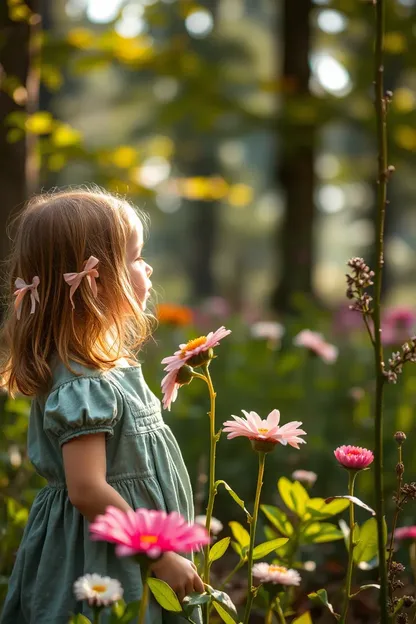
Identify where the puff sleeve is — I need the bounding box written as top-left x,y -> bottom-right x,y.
44,376 -> 123,447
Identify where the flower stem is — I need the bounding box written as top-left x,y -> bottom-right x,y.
138,568 -> 150,624
92,608 -> 101,624
340,470 -> 358,624
387,445 -> 403,598
265,605 -> 274,624
219,559 -> 245,591
243,452 -> 266,624
373,0 -> 389,617
201,364 -> 218,589
275,598 -> 286,624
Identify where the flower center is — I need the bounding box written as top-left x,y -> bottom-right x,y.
347,449 -> 361,456
140,535 -> 158,544
269,565 -> 287,574
92,585 -> 107,593
258,428 -> 269,434
181,336 -> 207,357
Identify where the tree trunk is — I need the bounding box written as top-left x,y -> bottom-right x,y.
271,0 -> 315,314
0,3 -> 37,262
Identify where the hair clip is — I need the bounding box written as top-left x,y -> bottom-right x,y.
14,276 -> 40,321
63,256 -> 99,309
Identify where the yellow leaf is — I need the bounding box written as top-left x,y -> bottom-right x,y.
25,112 -> 54,134
111,146 -> 137,169
384,32 -> 406,54
292,613 -> 313,624
228,184 -> 253,207
393,88 -> 415,114
67,28 -> 95,49
52,124 -> 82,147
114,37 -> 153,63
395,125 -> 416,151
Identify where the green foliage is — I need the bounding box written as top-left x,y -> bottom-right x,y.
208,537 -> 231,564
147,578 -> 182,612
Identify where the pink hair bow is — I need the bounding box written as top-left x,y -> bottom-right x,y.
14,276 -> 40,321
63,256 -> 100,309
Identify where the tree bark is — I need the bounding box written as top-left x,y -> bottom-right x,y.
0,3 -> 35,262
271,0 -> 315,314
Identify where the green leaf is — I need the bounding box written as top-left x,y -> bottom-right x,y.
230,541 -> 244,558
292,613 -> 313,624
261,505 -> 294,536
182,591 -> 211,616
212,602 -> 238,624
216,480 -> 251,518
353,518 -> 378,564
68,615 -> 92,624
147,578 -> 182,612
308,589 -> 339,618
118,600 -> 141,623
205,585 -> 238,621
209,537 -> 231,564
306,498 -> 349,520
351,583 -> 380,598
302,522 -> 344,543
252,538 -> 289,560
229,522 -> 250,549
278,477 -> 309,517
325,496 -> 375,516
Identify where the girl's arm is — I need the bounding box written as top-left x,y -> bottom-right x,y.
62,433 -> 204,600
62,432 -> 131,521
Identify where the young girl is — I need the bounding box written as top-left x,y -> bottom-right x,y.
0,188 -> 204,623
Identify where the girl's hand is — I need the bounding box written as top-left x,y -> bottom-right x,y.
150,552 -> 204,602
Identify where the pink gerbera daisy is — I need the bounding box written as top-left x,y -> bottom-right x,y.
222,410 -> 306,449
394,526 -> 416,541
334,445 -> 374,470
90,507 -> 210,558
162,326 -> 231,372
161,365 -> 193,411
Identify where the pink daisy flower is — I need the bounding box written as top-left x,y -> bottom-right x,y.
161,366 -> 195,411
393,526 -> 416,541
334,445 -> 374,470
222,409 -> 306,449
292,470 -> 317,487
294,329 -> 338,363
90,506 -> 210,558
162,326 -> 231,372
252,563 -> 301,586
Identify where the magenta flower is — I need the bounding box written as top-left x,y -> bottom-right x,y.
382,306 -> 416,345
223,410 -> 306,449
334,445 -> 374,470
162,326 -> 231,372
90,506 -> 210,558
294,329 -> 338,363
393,526 -> 416,541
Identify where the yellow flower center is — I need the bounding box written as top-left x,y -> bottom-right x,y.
269,565 -> 287,574
258,428 -> 269,434
140,535 -> 158,544
181,336 -> 207,357
92,585 -> 107,593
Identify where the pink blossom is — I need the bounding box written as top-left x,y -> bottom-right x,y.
90,506 -> 210,558
293,330 -> 338,363
334,445 -> 374,470
161,369 -> 180,411
393,526 -> 416,541
222,410 -> 306,449
292,470 -> 317,487
162,326 -> 231,372
382,307 -> 416,346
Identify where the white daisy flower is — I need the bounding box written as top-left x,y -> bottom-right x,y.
194,515 -> 223,536
292,469 -> 317,487
73,573 -> 123,606
252,563 -> 301,586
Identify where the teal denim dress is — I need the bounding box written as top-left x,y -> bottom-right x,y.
0,361 -> 197,624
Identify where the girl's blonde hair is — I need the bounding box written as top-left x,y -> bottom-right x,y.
0,187 -> 154,397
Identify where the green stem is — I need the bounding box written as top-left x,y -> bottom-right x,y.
340,471 -> 358,624
219,559 -> 245,591
202,364 -> 218,588
265,605 -> 274,624
92,608 -> 101,624
373,0 -> 388,618
138,569 -> 150,624
275,598 -> 286,624
243,452 -> 266,624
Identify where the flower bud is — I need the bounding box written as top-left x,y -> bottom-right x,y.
176,365 -> 194,386
395,431 -> 407,445
187,348 -> 214,368
403,596 -> 415,608
250,439 -> 277,454
396,462 -> 405,477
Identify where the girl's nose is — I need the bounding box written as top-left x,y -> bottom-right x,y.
145,262 -> 153,277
